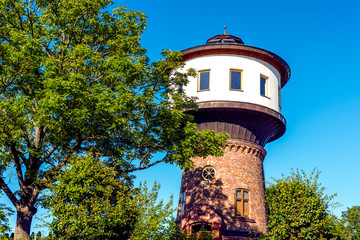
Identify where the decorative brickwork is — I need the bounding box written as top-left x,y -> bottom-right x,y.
226,141 -> 266,161
177,140 -> 268,239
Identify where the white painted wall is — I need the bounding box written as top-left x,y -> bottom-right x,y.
182,54 -> 282,112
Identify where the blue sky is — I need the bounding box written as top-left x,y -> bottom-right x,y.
117,0 -> 360,218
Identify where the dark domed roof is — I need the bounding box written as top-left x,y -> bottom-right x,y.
206,28 -> 244,45
206,33 -> 244,45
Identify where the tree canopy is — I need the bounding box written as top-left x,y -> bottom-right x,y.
265,169 -> 339,239
0,203 -> 13,237
45,155 -> 175,240
0,0 -> 227,238
340,205 -> 360,239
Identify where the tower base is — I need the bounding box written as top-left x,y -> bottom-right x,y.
177,140 -> 268,239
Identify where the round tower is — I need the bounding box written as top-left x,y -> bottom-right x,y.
176,30 -> 290,239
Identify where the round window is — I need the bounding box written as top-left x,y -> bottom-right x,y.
202,166 -> 215,180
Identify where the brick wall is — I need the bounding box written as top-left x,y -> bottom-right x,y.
177,140 -> 268,239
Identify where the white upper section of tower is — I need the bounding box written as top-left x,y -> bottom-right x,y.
182,54 -> 282,112
180,32 -> 290,114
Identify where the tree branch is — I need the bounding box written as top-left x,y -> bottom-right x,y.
22,129 -> 32,149
26,0 -> 34,37
0,13 -> 20,30
38,136 -> 82,191
9,0 -> 25,31
0,177 -> 18,207
123,158 -> 167,173
40,143 -> 60,165
10,143 -> 25,188
34,126 -> 45,149
55,134 -> 83,170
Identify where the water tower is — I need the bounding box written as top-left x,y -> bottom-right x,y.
176,29 -> 290,239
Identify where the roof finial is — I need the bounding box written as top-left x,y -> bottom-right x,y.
224,26 -> 227,35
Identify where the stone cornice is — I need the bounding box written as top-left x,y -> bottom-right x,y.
226,140 -> 267,161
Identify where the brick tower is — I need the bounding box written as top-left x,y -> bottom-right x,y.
176,30 -> 290,239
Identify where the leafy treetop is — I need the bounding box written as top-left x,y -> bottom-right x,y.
265,169 -> 339,240
340,205 -> 360,239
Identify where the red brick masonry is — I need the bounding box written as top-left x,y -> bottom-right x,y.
177,140 -> 268,239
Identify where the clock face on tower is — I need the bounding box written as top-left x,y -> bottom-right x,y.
202,166 -> 215,180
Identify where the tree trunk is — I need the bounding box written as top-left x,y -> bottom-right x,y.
14,206 -> 37,239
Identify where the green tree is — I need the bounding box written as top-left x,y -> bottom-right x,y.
340,205 -> 360,239
0,0 -> 227,239
264,169 -> 339,239
45,156 -> 137,239
129,182 -> 175,240
331,216 -> 345,240
43,231 -> 53,240
0,203 -> 13,237
35,231 -> 41,240
45,155 -> 182,239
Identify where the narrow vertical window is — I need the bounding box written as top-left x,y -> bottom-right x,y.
278,85 -> 281,108
260,75 -> 268,97
198,70 -> 210,91
230,69 -> 242,90
235,189 -> 249,218
180,192 -> 186,217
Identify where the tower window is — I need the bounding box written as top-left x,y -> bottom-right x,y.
260,75 -> 268,97
230,69 -> 243,90
198,70 -> 210,91
235,189 -> 249,218
191,223 -> 212,233
180,192 -> 186,218
278,85 -> 281,108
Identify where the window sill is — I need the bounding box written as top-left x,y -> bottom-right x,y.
230,89 -> 244,92
260,94 -> 271,100
232,217 -> 256,223
198,89 -> 210,92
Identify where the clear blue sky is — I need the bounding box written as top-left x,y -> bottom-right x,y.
117,0 -> 360,218
3,0 -> 360,234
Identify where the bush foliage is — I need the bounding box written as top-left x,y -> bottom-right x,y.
265,169 -> 339,239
